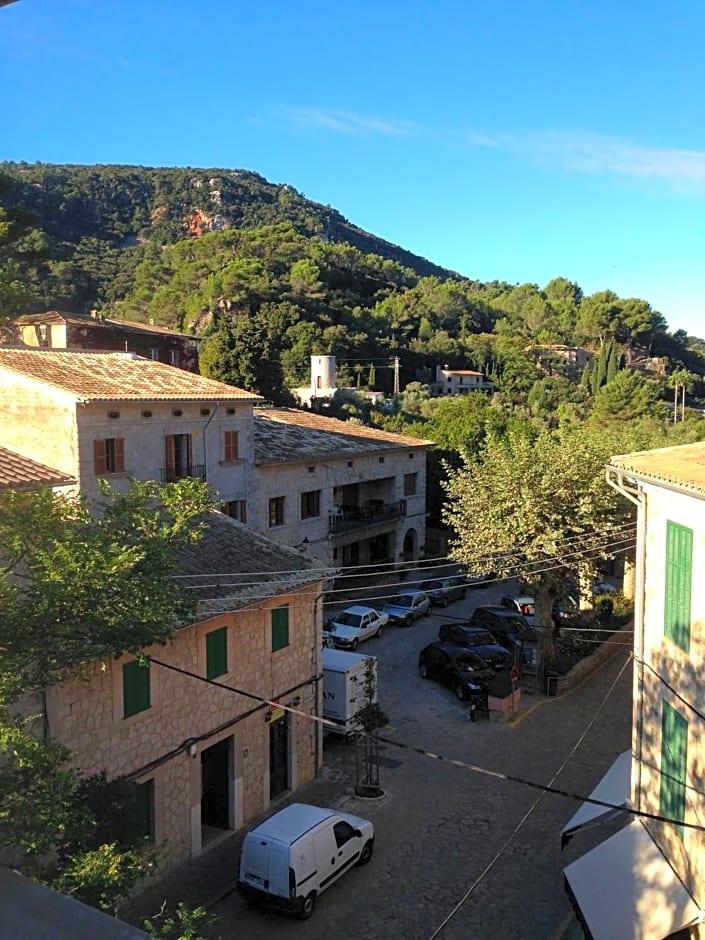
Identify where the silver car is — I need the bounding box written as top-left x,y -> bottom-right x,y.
382,590 -> 432,627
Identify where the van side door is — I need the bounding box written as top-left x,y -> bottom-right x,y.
313,821 -> 361,893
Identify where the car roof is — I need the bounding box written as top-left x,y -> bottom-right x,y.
425,640 -> 481,656
503,594 -> 534,603
444,623 -> 499,638
474,605 -> 520,616
250,802 -> 336,842
340,605 -> 377,616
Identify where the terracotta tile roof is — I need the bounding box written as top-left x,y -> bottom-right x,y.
177,513 -> 332,617
440,369 -> 484,376
0,446 -> 75,490
609,442 -> 705,496
17,310 -> 197,340
0,348 -> 260,403
253,407 -> 429,465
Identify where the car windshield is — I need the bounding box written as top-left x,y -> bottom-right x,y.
391,595 -> 413,608
455,653 -> 484,672
503,615 -> 529,631
422,581 -> 442,591
335,612 -> 363,627
465,630 -> 496,646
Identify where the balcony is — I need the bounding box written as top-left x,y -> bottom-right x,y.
329,499 -> 406,534
159,464 -> 207,484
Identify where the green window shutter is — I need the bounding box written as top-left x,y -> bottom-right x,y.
206,627 -> 228,679
660,701 -> 688,839
664,520 -> 692,651
123,659 -> 150,718
271,605 -> 290,652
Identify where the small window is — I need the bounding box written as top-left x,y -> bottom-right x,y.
223,500 -> 247,523
404,472 -> 418,496
94,438 -> 125,475
269,496 -> 285,527
300,489 -> 321,519
123,659 -> 150,718
224,430 -> 239,461
333,820 -> 357,848
272,605 -> 290,652
378,456 -> 385,464
206,627 -> 228,679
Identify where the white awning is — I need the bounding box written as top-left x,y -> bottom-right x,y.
561,749 -> 631,847
564,819 -> 702,940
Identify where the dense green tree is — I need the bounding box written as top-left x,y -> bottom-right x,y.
589,369 -> 667,426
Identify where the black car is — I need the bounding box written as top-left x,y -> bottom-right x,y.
420,576 -> 468,607
437,623 -> 512,670
470,606 -> 539,667
418,641 -> 495,702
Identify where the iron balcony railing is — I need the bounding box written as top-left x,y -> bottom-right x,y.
159,464 -> 207,484
329,499 -> 407,534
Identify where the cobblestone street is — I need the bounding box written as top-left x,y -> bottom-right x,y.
125,584 -> 632,940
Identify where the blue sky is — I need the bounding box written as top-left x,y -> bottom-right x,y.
2,0 -> 705,337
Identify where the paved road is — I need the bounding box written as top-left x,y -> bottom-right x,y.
124,579 -> 631,939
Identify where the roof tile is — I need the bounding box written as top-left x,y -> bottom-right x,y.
609,442 -> 705,495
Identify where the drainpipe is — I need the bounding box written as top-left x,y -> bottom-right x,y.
605,466 -> 647,811
312,591 -> 324,776
201,402 -> 219,482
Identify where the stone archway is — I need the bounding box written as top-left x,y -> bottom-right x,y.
402,528 -> 417,562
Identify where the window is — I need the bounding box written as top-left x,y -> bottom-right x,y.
660,701 -> 688,839
269,496 -> 285,527
664,520 -> 692,652
135,779 -> 155,842
404,472 -> 418,496
165,433 -> 193,481
94,438 -> 125,475
206,627 -> 228,679
223,500 -> 247,523
223,430 -> 239,461
300,489 -> 321,519
123,659 -> 150,718
333,820 -> 357,848
271,605 -> 289,652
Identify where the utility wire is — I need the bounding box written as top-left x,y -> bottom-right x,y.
146,654 -> 705,834
427,650 -> 633,938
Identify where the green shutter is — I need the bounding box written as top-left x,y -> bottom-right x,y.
271,605 -> 290,652
664,520 -> 692,651
123,659 -> 150,718
206,627 -> 228,679
660,701 -> 688,839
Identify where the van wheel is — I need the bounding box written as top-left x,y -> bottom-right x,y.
299,892 -> 317,920
358,840 -> 374,865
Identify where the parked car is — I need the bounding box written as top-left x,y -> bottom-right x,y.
500,594 -> 536,625
470,606 -> 538,667
323,605 -> 388,650
437,623 -> 513,670
238,802 -> 374,919
420,575 -> 468,607
418,640 -> 494,702
382,590 -> 431,627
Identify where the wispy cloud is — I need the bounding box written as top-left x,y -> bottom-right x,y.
464,129 -> 705,187
286,108 -> 422,138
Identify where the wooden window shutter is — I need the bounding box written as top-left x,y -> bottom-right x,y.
660,701 -> 688,838
187,433 -> 193,466
664,521 -> 692,652
165,434 -> 175,468
271,605 -> 290,652
94,439 -> 107,475
206,627 -> 228,679
224,431 -> 239,461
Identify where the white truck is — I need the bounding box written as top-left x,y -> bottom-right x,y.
322,647 -> 377,736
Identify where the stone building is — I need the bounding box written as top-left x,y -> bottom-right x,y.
10,310 -> 200,372
562,442 -> 705,937
253,407 -> 428,567
429,364 -> 494,397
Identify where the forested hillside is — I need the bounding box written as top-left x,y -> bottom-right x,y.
2,161 -> 705,406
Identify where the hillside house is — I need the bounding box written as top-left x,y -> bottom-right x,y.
429,365 -> 493,397
526,344 -> 593,380
253,408 -> 429,568
10,310 -> 200,372
0,347 -> 259,508
562,441 -> 705,938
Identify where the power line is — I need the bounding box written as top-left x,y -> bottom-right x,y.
427,651 -> 633,937
146,653 -> 705,836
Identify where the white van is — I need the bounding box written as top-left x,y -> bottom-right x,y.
237,802 -> 375,919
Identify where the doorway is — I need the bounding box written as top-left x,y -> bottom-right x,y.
269,716 -> 289,800
200,737 -> 232,842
